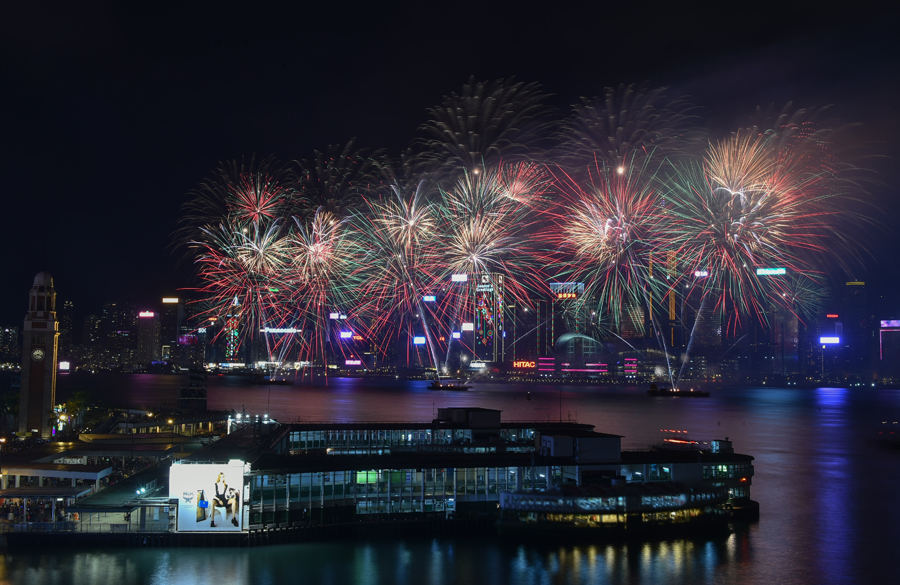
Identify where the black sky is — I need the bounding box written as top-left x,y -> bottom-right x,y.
2,1 -> 898,326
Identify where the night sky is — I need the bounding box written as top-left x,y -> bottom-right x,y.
2,2 -> 898,327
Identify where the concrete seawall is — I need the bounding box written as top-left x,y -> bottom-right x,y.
5,517 -> 497,549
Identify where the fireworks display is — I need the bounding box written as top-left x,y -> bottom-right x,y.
177,79 -> 871,379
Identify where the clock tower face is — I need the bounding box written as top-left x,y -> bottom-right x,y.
32,348 -> 45,361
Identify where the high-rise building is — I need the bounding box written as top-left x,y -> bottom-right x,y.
83,314 -> 101,346
58,300 -> 74,361
878,319 -> 900,381
160,297 -> 183,362
549,282 -> 602,368
472,273 -> 506,363
225,296 -> 242,363
136,311 -> 161,365
841,281 -> 872,380
19,272 -> 59,438
0,326 -> 18,363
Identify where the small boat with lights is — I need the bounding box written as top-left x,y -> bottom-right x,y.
248,374 -> 293,386
428,379 -> 471,391
647,383 -> 710,397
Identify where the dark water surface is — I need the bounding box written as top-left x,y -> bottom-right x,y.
4,375 -> 898,584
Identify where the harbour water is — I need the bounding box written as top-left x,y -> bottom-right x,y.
3,374 -> 898,584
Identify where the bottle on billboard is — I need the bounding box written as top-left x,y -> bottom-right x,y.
196,489 -> 208,522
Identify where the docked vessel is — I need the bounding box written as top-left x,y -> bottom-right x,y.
428,379 -> 471,391
496,482 -> 731,539
647,383 -> 710,397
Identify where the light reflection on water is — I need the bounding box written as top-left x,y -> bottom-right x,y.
35,376 -> 900,584
2,532 -> 754,585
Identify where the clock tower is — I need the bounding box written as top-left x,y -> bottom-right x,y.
19,271 -> 59,438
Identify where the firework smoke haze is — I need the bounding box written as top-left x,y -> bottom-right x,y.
555,84 -> 701,177
407,77 -> 551,186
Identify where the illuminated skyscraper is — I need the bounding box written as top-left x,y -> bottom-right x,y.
225,296 -> 241,362
0,326 -> 18,363
136,311 -> 161,365
472,273 -> 505,362
159,297 -> 183,362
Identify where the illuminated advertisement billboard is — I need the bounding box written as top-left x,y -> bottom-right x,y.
694,270 -> 709,277
413,336 -> 426,345
423,295 -> 436,302
513,360 -> 536,368
820,337 -> 840,345
169,461 -> 245,532
178,335 -> 199,346
345,359 -> 362,366
461,323 -> 474,332
881,320 -> 900,328
756,267 -> 786,276
451,274 -> 468,282
139,311 -> 155,318
339,331 -> 353,339
452,332 -> 461,339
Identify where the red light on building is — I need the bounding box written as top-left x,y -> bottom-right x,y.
826,314 -> 839,318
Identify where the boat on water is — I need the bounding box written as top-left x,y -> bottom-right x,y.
428,379 -> 471,391
647,383 -> 710,397
877,420 -> 900,449
248,374 -> 293,386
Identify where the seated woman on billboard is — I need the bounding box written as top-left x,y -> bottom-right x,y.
210,472 -> 240,527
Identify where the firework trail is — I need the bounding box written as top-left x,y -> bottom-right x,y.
350,182 -> 446,368
176,157 -> 293,251
666,131 -> 836,324
432,163 -> 551,362
543,157 -> 676,384
545,159 -> 666,330
663,126 -> 859,383
280,208 -> 363,372
189,217 -> 292,359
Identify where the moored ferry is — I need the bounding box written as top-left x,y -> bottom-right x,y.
497,482 -> 731,538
